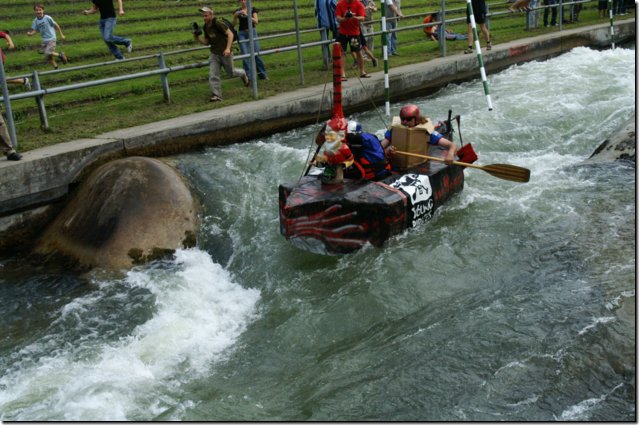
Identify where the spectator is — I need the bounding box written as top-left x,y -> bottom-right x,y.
0,33 -> 24,161
83,0 -> 133,61
335,0 -> 370,79
27,4 -> 68,69
232,0 -> 268,81
194,6 -> 249,102
508,0 -> 532,12
464,0 -> 491,53
424,13 -> 468,41
384,0 -> 403,56
568,0 -> 582,22
359,33 -> 378,66
315,0 -> 338,66
613,0 -> 626,15
0,31 -> 30,89
360,0 -> 377,57
351,32 -> 378,67
543,0 -> 559,26
598,0 -> 607,18
0,113 -> 22,161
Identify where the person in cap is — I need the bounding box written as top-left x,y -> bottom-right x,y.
343,120 -> 390,180
381,104 -> 457,165
194,6 -> 249,102
82,0 -> 132,60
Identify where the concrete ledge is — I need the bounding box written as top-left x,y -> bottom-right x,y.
0,137 -> 123,214
0,20 -> 634,252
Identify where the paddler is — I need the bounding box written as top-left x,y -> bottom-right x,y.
381,104 -> 457,165
343,120 -> 391,181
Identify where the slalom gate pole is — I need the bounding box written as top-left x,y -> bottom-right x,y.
380,0 -> 390,116
608,0 -> 616,49
466,0 -> 493,111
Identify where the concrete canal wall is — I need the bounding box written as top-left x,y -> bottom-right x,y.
0,20 -> 635,253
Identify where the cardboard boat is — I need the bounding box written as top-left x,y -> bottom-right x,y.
278,41 -> 475,255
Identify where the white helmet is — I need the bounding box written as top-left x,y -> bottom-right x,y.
347,120 -> 362,134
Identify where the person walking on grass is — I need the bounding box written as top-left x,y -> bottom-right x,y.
232,0 -> 268,81
464,0 -> 491,53
384,0 -> 403,56
0,112 -> 22,161
194,6 -> 250,102
335,0 -> 370,80
0,34 -> 24,161
0,31 -> 31,89
83,0 -> 133,61
27,4 -> 68,69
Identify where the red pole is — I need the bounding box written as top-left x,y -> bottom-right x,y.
331,42 -> 344,119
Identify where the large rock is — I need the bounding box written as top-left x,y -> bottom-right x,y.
34,157 -> 198,271
586,116 -> 636,164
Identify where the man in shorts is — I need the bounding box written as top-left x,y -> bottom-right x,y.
335,0 -> 370,79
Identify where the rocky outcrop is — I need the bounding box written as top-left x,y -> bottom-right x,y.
586,116 -> 636,164
33,157 -> 198,271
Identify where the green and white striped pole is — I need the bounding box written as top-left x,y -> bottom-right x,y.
466,0 -> 493,111
608,0 -> 615,49
380,0 -> 390,116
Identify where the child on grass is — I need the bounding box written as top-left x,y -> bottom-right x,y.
27,4 -> 68,69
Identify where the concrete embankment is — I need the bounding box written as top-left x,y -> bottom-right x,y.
0,20 -> 635,253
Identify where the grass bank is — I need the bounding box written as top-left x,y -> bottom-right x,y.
1,0 -> 629,152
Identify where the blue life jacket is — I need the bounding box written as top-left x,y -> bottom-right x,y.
346,132 -> 391,180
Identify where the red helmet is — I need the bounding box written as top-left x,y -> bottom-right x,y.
400,104 -> 420,122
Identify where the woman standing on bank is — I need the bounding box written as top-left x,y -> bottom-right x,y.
232,0 -> 268,81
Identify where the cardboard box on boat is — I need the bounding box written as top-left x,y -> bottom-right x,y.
389,116 -> 435,171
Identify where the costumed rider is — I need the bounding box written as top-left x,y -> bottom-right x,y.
344,120 -> 391,181
313,116 -> 354,184
381,104 -> 457,165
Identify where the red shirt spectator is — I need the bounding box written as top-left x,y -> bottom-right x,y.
335,0 -> 365,36
0,32 -> 11,63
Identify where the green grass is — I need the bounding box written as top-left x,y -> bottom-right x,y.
0,0 -> 628,152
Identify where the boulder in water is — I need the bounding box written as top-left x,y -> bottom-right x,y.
34,156 -> 198,271
586,116 -> 636,164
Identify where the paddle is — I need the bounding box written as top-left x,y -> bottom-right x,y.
304,141 -> 323,176
393,150 -> 530,183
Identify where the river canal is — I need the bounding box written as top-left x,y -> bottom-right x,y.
0,45 -> 635,420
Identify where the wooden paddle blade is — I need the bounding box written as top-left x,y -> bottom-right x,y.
481,164 -> 530,183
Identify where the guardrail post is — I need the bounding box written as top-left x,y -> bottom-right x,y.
321,28 -> 330,70
439,0 -> 447,57
293,0 -> 304,85
380,0 -> 390,116
0,59 -> 18,148
558,0 -> 563,30
158,52 -> 171,104
32,71 -> 49,130
246,0 -> 259,98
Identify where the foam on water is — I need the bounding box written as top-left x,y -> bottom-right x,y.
0,249 -> 260,420
558,383 -> 625,421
